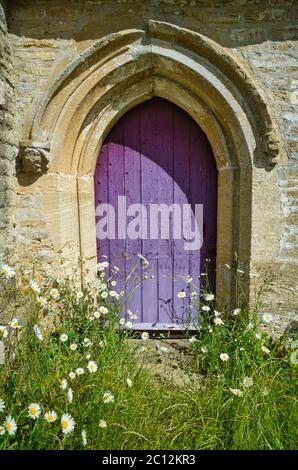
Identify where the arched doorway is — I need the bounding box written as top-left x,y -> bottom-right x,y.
94,97 -> 217,329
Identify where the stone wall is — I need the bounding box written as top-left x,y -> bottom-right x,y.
0,0 -> 17,257
1,0 -> 297,331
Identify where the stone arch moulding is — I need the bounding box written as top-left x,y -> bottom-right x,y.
19,20 -> 281,306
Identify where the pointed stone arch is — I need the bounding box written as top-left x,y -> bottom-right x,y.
19,20 -> 281,306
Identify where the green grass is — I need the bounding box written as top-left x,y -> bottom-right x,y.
0,262 -> 297,450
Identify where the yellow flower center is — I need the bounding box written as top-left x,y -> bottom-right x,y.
30,408 -> 37,415
5,422 -> 11,430
62,420 -> 68,430
48,415 -> 54,421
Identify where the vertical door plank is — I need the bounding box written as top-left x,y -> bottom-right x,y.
140,100 -> 159,324
155,99 -> 174,324
189,125 -> 206,313
203,136 -> 217,292
123,106 -> 143,321
172,106 -> 191,324
107,123 -> 126,293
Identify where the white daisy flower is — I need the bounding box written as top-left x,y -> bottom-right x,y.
99,340 -> 105,348
119,318 -> 126,326
33,324 -> 44,341
126,378 -> 132,387
67,388 -> 73,404
177,291 -> 186,299
243,376 -> 254,388
101,261 -> 109,268
69,372 -> 76,380
101,291 -> 108,299
202,305 -> 211,312
232,308 -> 241,316
0,264 -> 16,279
229,388 -> 243,397
44,411 -> 57,423
204,293 -> 215,301
76,291 -> 84,300
87,361 -> 98,373
99,419 -> 107,428
201,346 -> 208,353
99,306 -> 109,315
103,391 -> 114,404
255,333 -> 261,340
219,353 -> 230,362
0,425 -> 5,435
261,345 -> 270,354
85,352 -> 91,360
0,326 -> 8,338
141,332 -> 149,340
214,310 -> 222,317
10,318 -> 22,329
93,310 -> 101,319
28,403 -> 41,420
190,291 -> 198,298
0,399 -> 5,412
262,312 -> 274,324
70,343 -> 78,351
29,279 -> 40,293
4,416 -> 17,435
82,429 -> 87,447
50,288 -> 60,301
61,413 -> 75,435
36,296 -> 48,307
76,367 -> 85,376
83,338 -> 92,348
110,280 -> 117,287
109,290 -> 119,299
214,317 -> 224,326
61,378 -> 68,390
126,321 -> 133,329
60,333 -> 68,342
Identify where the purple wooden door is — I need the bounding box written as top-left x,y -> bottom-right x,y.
94,98 -> 217,329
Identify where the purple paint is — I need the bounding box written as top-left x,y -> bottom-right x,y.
94,97 -> 217,328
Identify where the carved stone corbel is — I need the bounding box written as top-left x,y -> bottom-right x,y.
19,140 -> 50,175
261,130 -> 280,170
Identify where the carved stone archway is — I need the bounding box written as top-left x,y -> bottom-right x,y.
19,21 -> 281,305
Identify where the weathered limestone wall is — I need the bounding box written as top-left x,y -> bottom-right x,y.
1,0 -> 297,330
0,0 -> 17,256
